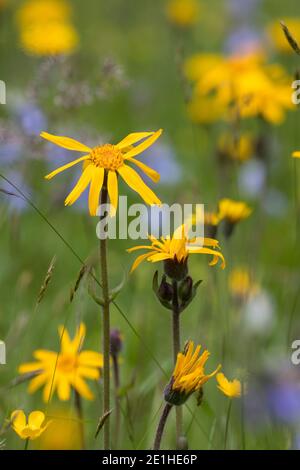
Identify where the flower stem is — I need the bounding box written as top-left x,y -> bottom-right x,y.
171,280 -> 183,449
99,176 -> 111,450
112,353 -> 121,449
224,399 -> 232,450
74,388 -> 85,450
153,403 -> 173,450
24,438 -> 29,450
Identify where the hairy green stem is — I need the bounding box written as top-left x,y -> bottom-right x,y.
100,177 -> 111,450
224,400 -> 232,450
172,280 -> 183,449
112,353 -> 121,449
153,403 -> 173,450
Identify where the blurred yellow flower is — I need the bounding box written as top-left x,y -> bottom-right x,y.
185,52 -> 293,124
218,132 -> 254,163
166,0 -> 200,28
41,130 -> 162,215
228,267 -> 259,301
165,341 -> 221,405
218,198 -> 252,224
11,410 -> 49,440
268,18 -> 300,54
19,323 -> 103,402
127,223 -> 225,273
292,151 -> 300,159
16,0 -> 71,26
20,21 -> 78,56
216,372 -> 241,398
38,408 -> 82,450
187,95 -> 226,124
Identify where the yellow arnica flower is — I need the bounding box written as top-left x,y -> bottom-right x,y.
292,151 -> 300,159
41,129 -> 162,215
165,341 -> 221,405
166,0 -> 200,28
228,267 -> 259,301
127,223 -> 225,273
268,18 -> 300,54
20,21 -> 78,56
18,323 -> 103,402
16,0 -> 71,27
38,407 -> 82,450
11,410 -> 49,440
218,132 -> 254,163
216,372 -> 241,398
218,198 -> 252,224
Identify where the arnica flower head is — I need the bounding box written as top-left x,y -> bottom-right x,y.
217,132 -> 254,163
41,129 -> 162,215
18,323 -> 103,402
292,151 -> 300,159
16,0 -> 71,27
164,341 -> 221,406
204,211 -> 220,239
127,223 -> 225,280
218,198 -> 252,237
216,372 -> 242,398
20,21 -> 78,56
10,410 -> 49,440
267,18 -> 300,54
228,267 -> 259,302
166,0 -> 200,28
38,407 -> 82,450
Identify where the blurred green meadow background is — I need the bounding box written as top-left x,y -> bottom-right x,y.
0,0 -> 300,450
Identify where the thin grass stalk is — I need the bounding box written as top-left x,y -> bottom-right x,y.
99,174 -> 111,449
112,353 -> 121,449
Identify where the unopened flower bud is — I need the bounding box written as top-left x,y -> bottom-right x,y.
178,276 -> 193,302
110,328 -> 123,356
158,276 -> 173,302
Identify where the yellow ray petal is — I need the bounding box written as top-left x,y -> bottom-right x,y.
130,251 -> 157,272
18,362 -> 43,374
116,132 -> 155,149
123,129 -> 163,159
77,366 -> 100,380
71,375 -> 94,400
40,132 -> 91,153
28,411 -> 45,429
88,166 -> 104,216
11,410 -> 26,431
118,165 -> 161,206
107,170 -> 118,215
45,156 -> 89,180
127,158 -> 160,183
64,166 -> 93,207
79,351 -> 103,368
28,373 -> 49,394
57,375 -> 71,401
148,252 -> 171,263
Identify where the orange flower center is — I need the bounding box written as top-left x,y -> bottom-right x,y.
90,144 -> 124,170
57,353 -> 77,373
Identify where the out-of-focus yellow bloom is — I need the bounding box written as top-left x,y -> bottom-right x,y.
218,198 -> 252,224
187,95 -> 226,124
20,21 -> 78,56
16,0 -> 70,26
127,223 -> 225,273
41,129 -> 162,215
18,323 -> 103,402
292,151 -> 300,159
218,132 -> 254,163
185,52 -> 293,124
165,341 -> 221,405
228,267 -> 259,301
11,410 -> 49,440
216,373 -> 241,398
268,18 -> 300,54
166,0 -> 200,28
38,408 -> 82,450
